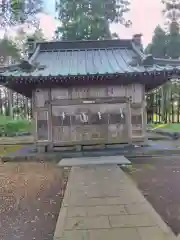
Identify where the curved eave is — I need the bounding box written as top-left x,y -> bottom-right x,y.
29,44 -> 40,63
0,69 -> 178,97
131,42 -> 180,68
153,57 -> 180,67
0,69 -> 171,82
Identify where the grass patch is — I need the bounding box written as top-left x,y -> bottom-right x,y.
151,123 -> 180,132
0,145 -> 22,156
0,115 -> 32,136
121,164 -> 137,173
144,164 -> 156,170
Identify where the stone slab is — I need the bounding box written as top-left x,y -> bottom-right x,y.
58,155 -> 130,166
64,216 -> 111,230
109,214 -> 156,228
54,165 -> 175,240
137,226 -> 170,240
177,234 -> 180,240
88,228 -> 141,240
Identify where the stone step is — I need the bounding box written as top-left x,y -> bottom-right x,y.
58,155 -> 130,167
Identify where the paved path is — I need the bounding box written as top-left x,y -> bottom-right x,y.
54,165 -> 176,240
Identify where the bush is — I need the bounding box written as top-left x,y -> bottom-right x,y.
0,116 -> 32,137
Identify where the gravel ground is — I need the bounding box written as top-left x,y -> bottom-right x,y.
123,158 -> 180,235
0,162 -> 69,240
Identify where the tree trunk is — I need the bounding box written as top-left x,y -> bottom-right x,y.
8,89 -> 13,117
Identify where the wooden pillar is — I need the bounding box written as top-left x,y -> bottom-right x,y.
47,89 -> 53,151
32,91 -> 37,142
126,100 -> 132,144
142,85 -> 148,144
142,100 -> 148,144
33,89 -> 52,153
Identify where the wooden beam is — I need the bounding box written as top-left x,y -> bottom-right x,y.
130,102 -> 143,108
51,97 -> 129,106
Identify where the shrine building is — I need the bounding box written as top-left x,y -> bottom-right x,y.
0,34 -> 179,152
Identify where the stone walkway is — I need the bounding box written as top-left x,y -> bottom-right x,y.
54,165 -> 176,240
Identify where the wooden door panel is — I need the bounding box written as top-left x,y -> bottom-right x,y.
53,126 -> 71,142
131,107 -> 143,137
36,111 -> 48,141
108,124 -> 127,142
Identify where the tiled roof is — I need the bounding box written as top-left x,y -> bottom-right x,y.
2,38 -> 180,78
2,37 -> 180,97
16,49 -> 144,76
1,39 -> 147,77
1,38 -> 180,88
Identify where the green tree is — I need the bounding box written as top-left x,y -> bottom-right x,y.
166,22 -> 180,59
162,0 -> 180,58
55,0 -> 131,40
0,37 -> 20,61
0,36 -> 21,117
11,27 -> 46,118
0,1 -> 43,118
0,0 -> 43,28
162,0 -> 180,122
14,27 -> 46,57
147,1 -> 180,59
145,25 -> 167,58
145,1 -> 180,123
31,28 -> 45,41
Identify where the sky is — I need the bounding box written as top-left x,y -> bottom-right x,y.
1,0 -> 164,47
39,0 -> 164,46
111,0 -> 164,46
